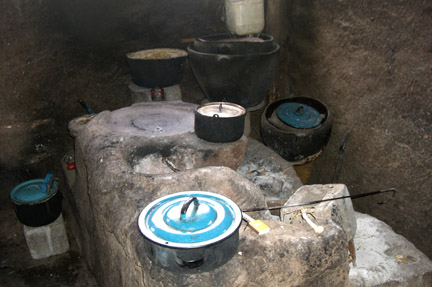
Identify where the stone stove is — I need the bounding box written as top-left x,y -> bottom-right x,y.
64,101 -> 352,286
64,101 -> 432,286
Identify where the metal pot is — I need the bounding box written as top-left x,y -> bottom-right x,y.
10,173 -> 62,227
193,33 -> 274,55
194,102 -> 246,143
138,191 -> 242,273
187,43 -> 279,108
261,97 -> 332,163
126,48 -> 188,88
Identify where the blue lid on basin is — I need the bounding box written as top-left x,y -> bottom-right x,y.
138,191 -> 242,248
10,174 -> 58,204
276,102 -> 322,129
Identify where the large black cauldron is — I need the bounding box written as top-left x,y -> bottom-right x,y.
188,39 -> 279,109
193,33 -> 274,55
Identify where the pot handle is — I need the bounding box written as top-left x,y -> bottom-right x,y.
180,197 -> 199,220
41,173 -> 56,194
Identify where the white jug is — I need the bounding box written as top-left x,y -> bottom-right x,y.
225,0 -> 265,36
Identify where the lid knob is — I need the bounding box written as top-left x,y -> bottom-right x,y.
180,197 -> 199,220
294,105 -> 305,116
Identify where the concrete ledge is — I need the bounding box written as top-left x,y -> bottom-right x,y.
349,212 -> 432,286
281,184 -> 357,241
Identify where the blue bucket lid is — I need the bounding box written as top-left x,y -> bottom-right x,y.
276,102 -> 322,129
10,173 -> 58,204
138,191 -> 242,248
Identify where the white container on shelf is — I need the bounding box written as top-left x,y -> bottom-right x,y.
225,0 -> 265,36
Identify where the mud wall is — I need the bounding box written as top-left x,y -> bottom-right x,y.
0,0 -> 224,203
276,0 -> 432,258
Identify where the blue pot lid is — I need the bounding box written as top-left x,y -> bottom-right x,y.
138,191 -> 242,248
10,174 -> 58,204
276,102 -> 322,129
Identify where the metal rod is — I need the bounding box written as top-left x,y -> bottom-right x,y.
331,130 -> 351,183
242,188 -> 397,212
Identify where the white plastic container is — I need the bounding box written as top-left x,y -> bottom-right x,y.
225,0 -> 265,36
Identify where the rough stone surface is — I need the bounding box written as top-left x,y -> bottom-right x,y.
237,138 -> 303,201
349,212 -> 432,287
133,220 -> 349,287
281,184 -> 357,241
69,102 -> 248,172
23,214 -> 69,260
129,83 -> 182,103
64,107 -> 350,286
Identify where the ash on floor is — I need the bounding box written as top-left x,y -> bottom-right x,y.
237,138 -> 303,201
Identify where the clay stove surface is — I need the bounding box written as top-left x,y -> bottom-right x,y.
69,101 -> 248,173
103,101 -> 194,136
65,102 -> 350,287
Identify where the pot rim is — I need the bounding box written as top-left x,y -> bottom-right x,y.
196,33 -> 274,43
263,96 -> 331,132
10,179 -> 59,205
126,48 -> 188,60
11,191 -> 59,206
138,191 -> 242,249
195,102 -> 246,118
187,43 -> 280,57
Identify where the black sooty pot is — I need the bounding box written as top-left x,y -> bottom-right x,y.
194,102 -> 246,143
10,177 -> 62,227
261,97 -> 332,163
126,48 -> 188,88
193,33 -> 274,55
142,230 -> 239,273
187,42 -> 279,109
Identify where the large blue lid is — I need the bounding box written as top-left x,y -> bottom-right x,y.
138,191 -> 242,248
10,173 -> 58,204
276,102 -> 322,129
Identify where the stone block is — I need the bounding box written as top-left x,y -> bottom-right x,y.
23,214 -> 69,259
349,212 -> 432,287
132,219 -> 349,287
281,184 -> 357,241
